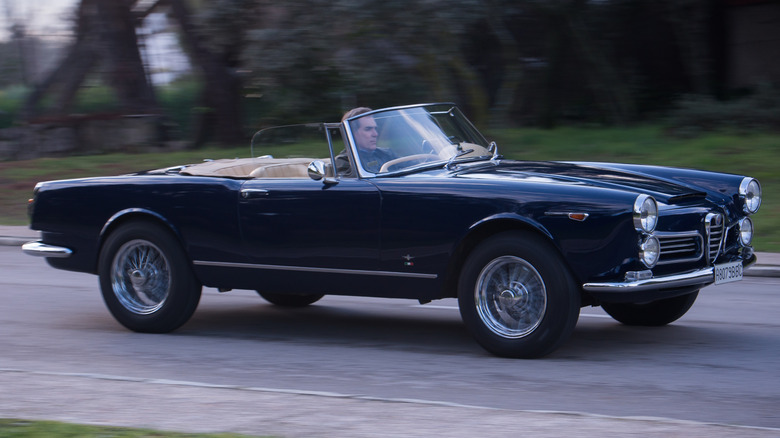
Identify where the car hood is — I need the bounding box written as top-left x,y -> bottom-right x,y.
455,160 -> 708,203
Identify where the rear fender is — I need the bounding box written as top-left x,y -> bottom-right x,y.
99,208 -> 185,257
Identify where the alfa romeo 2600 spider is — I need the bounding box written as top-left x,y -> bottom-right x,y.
23,103 -> 762,358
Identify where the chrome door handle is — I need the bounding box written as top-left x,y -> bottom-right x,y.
241,189 -> 269,199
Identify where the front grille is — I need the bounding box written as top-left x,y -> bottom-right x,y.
657,232 -> 702,265
706,213 -> 725,262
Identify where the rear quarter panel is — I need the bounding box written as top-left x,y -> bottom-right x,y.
30,175 -> 243,275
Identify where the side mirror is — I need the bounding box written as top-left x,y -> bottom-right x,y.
307,160 -> 327,181
309,160 -> 339,184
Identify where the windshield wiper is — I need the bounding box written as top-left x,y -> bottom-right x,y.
445,144 -> 475,170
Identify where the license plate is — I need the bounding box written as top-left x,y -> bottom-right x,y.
714,261 -> 743,285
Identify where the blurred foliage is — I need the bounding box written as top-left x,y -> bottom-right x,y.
1,0 -> 778,141
73,83 -> 120,113
666,83 -> 780,137
188,0 -> 756,129
158,77 -> 204,138
0,85 -> 27,128
0,43 -> 25,89
0,83 -> 121,126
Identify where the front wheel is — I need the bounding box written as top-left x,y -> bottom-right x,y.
601,291 -> 699,326
458,232 -> 580,358
99,221 -> 202,333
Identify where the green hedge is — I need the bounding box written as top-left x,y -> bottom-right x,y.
666,83 -> 780,136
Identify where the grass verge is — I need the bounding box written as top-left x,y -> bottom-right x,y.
1,125 -> 777,251
0,419 -> 262,438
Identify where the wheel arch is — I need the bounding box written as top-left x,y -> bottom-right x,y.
97,209 -> 187,270
441,214 -> 571,298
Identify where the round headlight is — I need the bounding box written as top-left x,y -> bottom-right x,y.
738,217 -> 754,246
639,235 -> 660,268
633,194 -> 658,233
739,177 -> 761,214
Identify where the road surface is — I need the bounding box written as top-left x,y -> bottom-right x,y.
1,245 -> 779,437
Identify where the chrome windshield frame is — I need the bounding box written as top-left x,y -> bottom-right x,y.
342,103 -> 491,179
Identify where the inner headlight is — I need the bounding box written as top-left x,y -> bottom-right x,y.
738,217 -> 754,246
633,194 -> 658,233
739,177 -> 762,214
639,235 -> 660,268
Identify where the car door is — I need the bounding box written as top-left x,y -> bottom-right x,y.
238,177 -> 380,268
235,122 -> 384,295
236,177 -> 382,295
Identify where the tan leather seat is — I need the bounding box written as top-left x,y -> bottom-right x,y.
250,163 -> 310,178
183,159 -> 265,177
182,157 -> 319,177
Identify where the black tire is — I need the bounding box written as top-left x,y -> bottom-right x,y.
601,291 -> 699,326
458,231 -> 580,358
257,291 -> 324,307
98,221 -> 202,333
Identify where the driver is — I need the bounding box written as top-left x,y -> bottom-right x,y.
336,107 -> 398,175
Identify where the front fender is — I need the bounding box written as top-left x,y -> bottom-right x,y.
468,212 -> 554,242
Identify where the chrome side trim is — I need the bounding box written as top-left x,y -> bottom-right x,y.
193,260 -> 438,279
22,241 -> 73,258
583,268 -> 715,293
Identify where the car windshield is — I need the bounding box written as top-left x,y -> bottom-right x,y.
246,104 -> 492,179
344,104 -> 492,175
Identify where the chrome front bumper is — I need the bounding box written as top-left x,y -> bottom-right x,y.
583,254 -> 756,294
583,268 -> 715,293
22,241 -> 73,258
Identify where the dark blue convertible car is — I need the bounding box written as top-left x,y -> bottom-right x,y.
23,103 -> 762,358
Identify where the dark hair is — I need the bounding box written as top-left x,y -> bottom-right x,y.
341,107 -> 372,122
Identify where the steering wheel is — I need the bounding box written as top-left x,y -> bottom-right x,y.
379,154 -> 440,172
421,139 -> 434,154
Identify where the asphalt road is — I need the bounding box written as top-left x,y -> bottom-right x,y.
2,244 -> 779,437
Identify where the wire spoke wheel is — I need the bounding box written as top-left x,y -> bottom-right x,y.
476,256 -> 547,339
111,239 -> 171,315
99,221 -> 201,333
458,232 -> 579,358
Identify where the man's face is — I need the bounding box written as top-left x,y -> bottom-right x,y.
353,116 -> 378,151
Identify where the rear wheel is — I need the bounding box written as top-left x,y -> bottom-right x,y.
601,291 -> 699,326
99,221 -> 201,333
458,231 -> 580,358
258,292 -> 324,307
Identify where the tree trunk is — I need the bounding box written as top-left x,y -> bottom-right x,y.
21,0 -> 158,120
169,0 -> 244,146
96,0 -> 158,113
